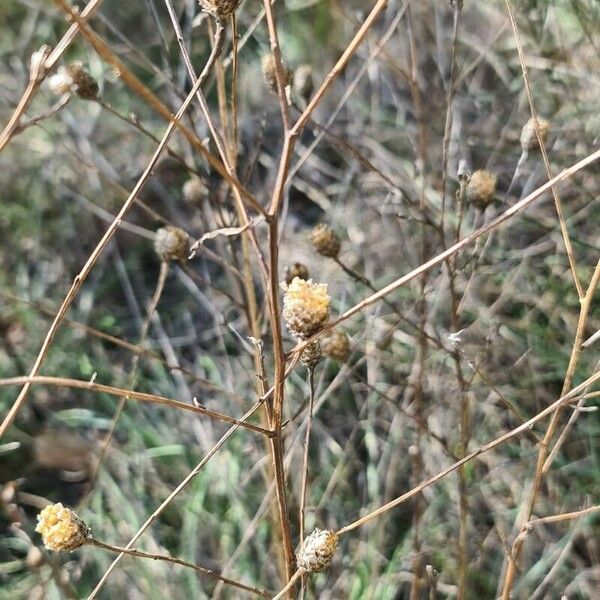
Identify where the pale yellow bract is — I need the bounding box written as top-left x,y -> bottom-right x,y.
36,503 -> 89,551
282,278 -> 330,339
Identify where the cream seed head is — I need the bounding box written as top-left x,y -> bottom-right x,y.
36,503 -> 90,551
520,116 -> 550,152
297,528 -> 339,572
182,176 -> 208,205
466,169 -> 497,211
282,278 -> 330,339
47,66 -> 76,96
154,226 -> 190,262
311,224 -> 341,258
198,0 -> 243,20
261,53 -> 290,94
322,330 -> 350,363
284,262 -> 309,285
48,63 -> 98,99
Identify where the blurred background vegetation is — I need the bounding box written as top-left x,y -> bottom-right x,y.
1,0 -> 599,598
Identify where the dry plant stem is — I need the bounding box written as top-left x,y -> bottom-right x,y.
84,260 -> 169,499
12,94 -> 72,135
272,569 -> 304,600
0,290 -> 223,392
504,0 -> 583,300
86,538 -> 271,598
336,367 -> 600,537
0,12 -> 226,440
298,367 -> 316,599
0,376 -> 272,436
500,259 -> 600,598
0,0 -> 105,153
52,0 -> 266,218
287,145 -> 600,359
440,1 -> 462,246
526,505 -> 600,528
88,398 -> 266,598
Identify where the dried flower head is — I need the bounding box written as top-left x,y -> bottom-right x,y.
297,528 -> 339,572
282,278 -> 330,339
154,226 -> 189,262
198,0 -> 243,19
466,170 -> 496,211
47,66 -> 76,96
293,65 -> 314,104
36,503 -> 90,551
48,63 -> 98,99
322,330 -> 350,362
66,62 -> 98,100
30,45 -> 51,82
182,176 -> 208,205
311,224 -> 340,258
520,116 -> 550,152
301,340 -> 322,369
285,262 -> 309,285
261,53 -> 290,94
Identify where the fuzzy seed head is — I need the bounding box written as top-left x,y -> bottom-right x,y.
322,330 -> 350,362
182,176 -> 208,205
198,0 -> 243,19
301,340 -> 322,369
36,503 -> 90,551
285,262 -> 309,285
66,62 -> 98,100
47,66 -> 76,96
466,170 -> 496,211
262,53 -> 290,94
282,278 -> 330,339
293,65 -> 314,103
311,224 -> 340,258
297,528 -> 339,572
520,116 -> 550,152
154,226 -> 189,262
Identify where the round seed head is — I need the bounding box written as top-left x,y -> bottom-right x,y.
520,116 -> 550,152
36,503 -> 90,551
301,340 -> 322,369
66,62 -> 98,100
262,53 -> 290,94
198,0 -> 243,19
322,330 -> 350,362
47,66 -> 76,96
285,262 -> 309,285
466,170 -> 496,211
311,224 -> 340,258
282,278 -> 330,339
154,226 -> 189,262
297,528 -> 339,572
182,176 -> 208,205
293,65 -> 314,104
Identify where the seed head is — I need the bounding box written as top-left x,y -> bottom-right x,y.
182,176 -> 208,205
36,503 -> 90,551
466,170 -> 496,211
520,116 -> 550,152
301,340 -> 322,369
47,66 -> 76,96
322,331 -> 350,362
282,278 -> 330,339
198,0 -> 243,19
297,528 -> 339,572
66,62 -> 98,100
285,262 -> 309,285
48,63 -> 98,99
311,224 -> 340,258
293,65 -> 314,104
154,226 -> 189,262
262,53 -> 290,94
